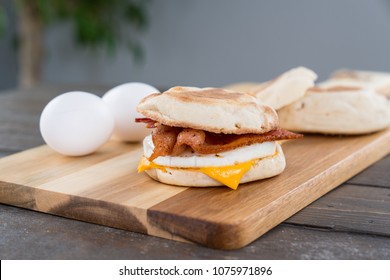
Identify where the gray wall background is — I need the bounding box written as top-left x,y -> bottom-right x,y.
0,0 -> 17,90
2,0 -> 390,90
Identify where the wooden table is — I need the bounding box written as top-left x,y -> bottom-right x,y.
0,86 -> 389,259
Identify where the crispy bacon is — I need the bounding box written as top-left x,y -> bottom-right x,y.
149,124 -> 303,160
150,125 -> 181,160
135,117 -> 157,128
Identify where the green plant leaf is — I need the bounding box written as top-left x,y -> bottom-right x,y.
128,39 -> 144,64
124,1 -> 149,30
0,6 -> 6,36
15,0 -> 151,62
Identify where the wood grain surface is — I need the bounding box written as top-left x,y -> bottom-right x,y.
0,127 -> 389,249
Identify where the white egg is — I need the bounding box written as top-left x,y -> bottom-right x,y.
102,82 -> 160,142
39,91 -> 114,156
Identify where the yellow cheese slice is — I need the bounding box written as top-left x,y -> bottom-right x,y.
199,160 -> 255,190
137,156 -> 166,172
138,156 -> 256,190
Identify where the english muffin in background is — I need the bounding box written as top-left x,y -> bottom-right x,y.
277,86 -> 390,135
227,67 -> 390,135
225,66 -> 317,110
322,69 -> 390,98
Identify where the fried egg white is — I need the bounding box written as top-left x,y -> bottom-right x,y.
143,135 -> 277,168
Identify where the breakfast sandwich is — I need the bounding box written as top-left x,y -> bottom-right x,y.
136,86 -> 302,190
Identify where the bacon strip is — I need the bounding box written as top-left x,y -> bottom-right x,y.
135,117 -> 157,128
149,124 -> 303,160
150,125 -> 181,160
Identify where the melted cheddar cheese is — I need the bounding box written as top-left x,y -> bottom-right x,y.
199,160 -> 256,190
137,157 -> 257,190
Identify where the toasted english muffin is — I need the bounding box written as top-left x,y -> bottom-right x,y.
223,82 -> 261,94
323,69 -> 390,98
137,86 -> 279,134
225,67 -> 317,110
278,86 -> 390,135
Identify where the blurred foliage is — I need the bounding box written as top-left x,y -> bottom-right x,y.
0,6 -> 5,36
1,0 -> 151,61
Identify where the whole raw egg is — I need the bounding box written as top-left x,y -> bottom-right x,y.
39,91 -> 114,156
102,82 -> 160,142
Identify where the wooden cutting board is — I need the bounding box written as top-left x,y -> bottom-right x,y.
0,128 -> 389,249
